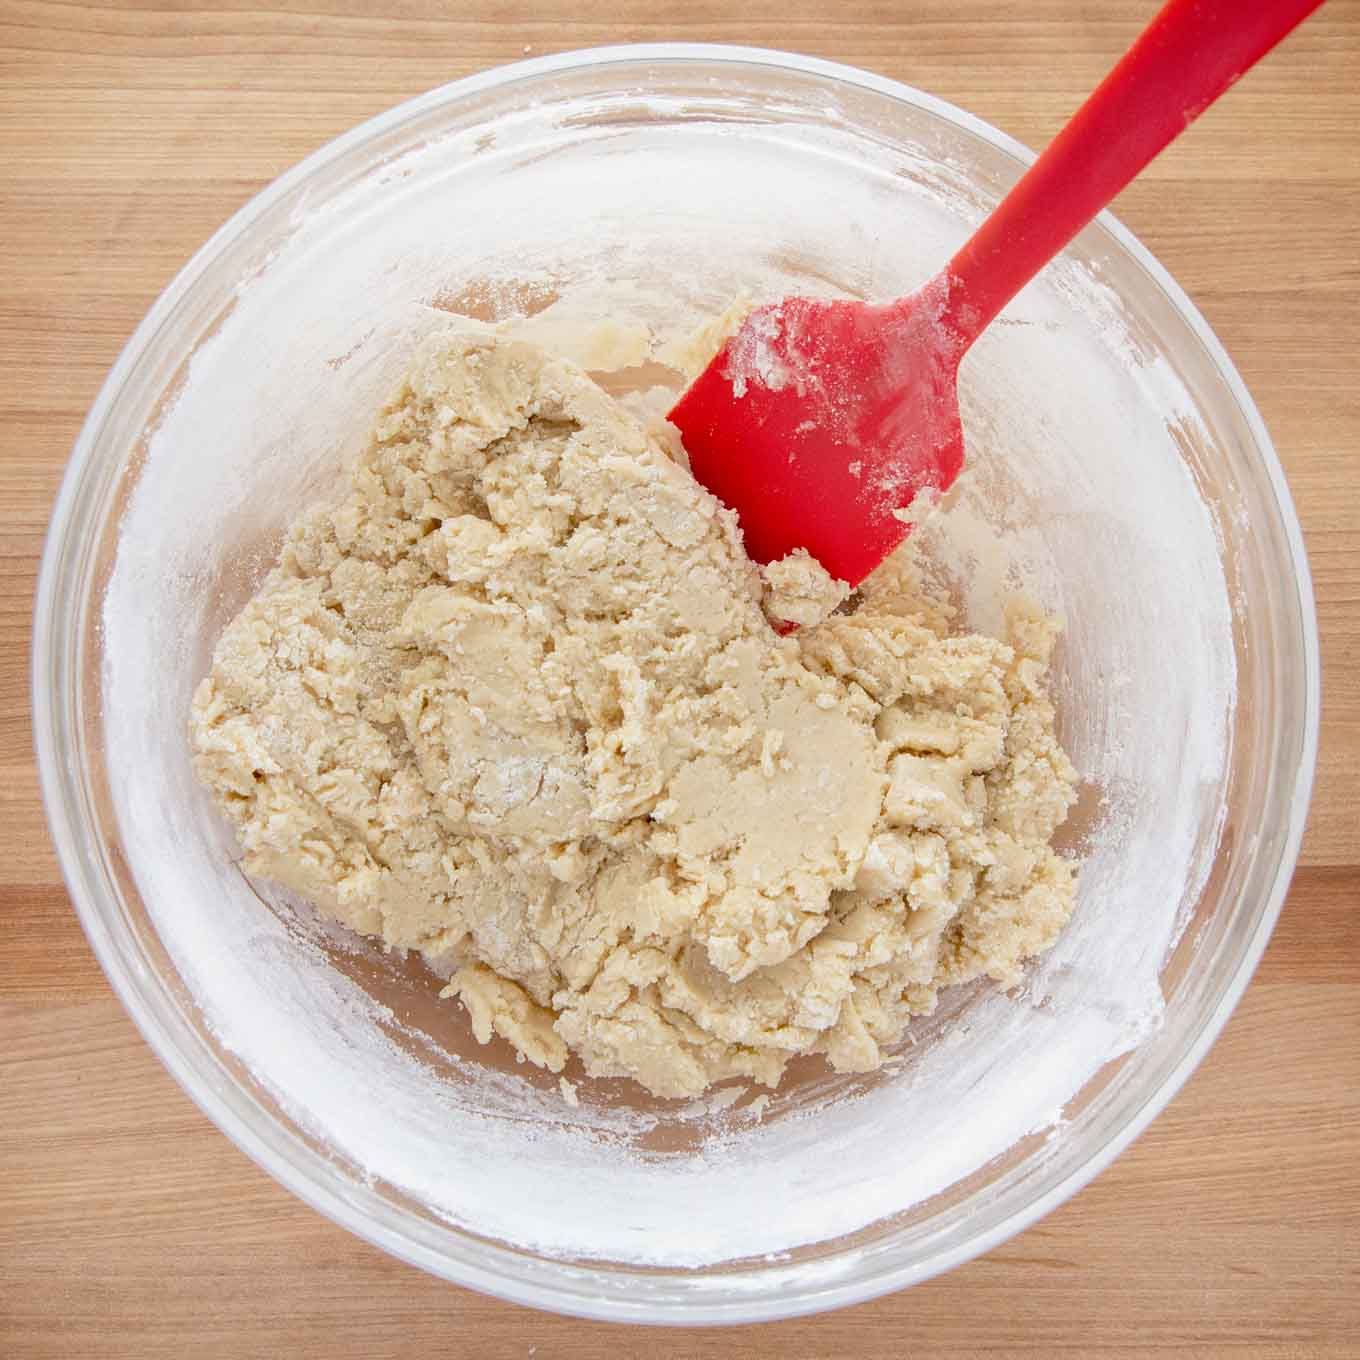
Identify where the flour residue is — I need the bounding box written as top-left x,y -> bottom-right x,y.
723,306 -> 794,397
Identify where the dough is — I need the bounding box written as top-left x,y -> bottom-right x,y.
760,549 -> 850,630
190,330 -> 1078,1099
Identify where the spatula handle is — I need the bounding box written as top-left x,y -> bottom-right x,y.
940,0 -> 1325,347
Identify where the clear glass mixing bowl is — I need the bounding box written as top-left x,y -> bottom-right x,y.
34,46 -> 1318,1323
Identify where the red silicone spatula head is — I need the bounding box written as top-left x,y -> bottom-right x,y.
669,282 -> 967,587
669,0 -> 1322,588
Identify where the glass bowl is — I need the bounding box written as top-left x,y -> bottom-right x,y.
33,45 -> 1318,1323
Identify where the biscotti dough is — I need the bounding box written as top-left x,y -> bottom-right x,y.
190,329 -> 1078,1099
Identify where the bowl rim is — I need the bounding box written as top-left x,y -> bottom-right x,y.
33,41 -> 1321,1325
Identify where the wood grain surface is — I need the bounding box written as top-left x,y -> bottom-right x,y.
2,2 -> 1357,1355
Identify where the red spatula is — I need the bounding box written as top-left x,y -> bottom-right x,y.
670,0 -> 1323,587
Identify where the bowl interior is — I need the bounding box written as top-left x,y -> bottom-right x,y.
42,50 -> 1314,1321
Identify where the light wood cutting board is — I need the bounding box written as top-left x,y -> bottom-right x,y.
2,2 -> 1356,1355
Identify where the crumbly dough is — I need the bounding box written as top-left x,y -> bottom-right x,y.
190,330 -> 1078,1099
760,550 -> 850,630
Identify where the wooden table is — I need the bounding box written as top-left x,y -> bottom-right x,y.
3,2 -> 1356,1355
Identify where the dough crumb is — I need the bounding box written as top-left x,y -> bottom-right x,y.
190,329 -> 1079,1100
761,548 -> 851,630
657,293 -> 755,380
558,1076 -> 580,1108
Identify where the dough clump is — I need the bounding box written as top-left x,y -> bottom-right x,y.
190,331 -> 1078,1099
